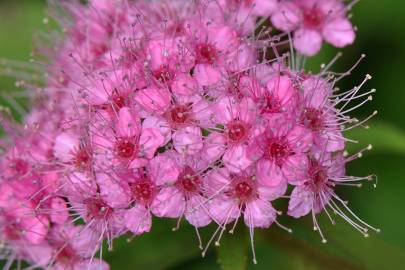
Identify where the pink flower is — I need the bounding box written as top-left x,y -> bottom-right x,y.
271,0 -> 355,56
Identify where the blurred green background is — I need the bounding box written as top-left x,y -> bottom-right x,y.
1,0 -> 404,269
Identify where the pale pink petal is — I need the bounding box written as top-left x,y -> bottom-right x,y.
172,127 -> 203,155
323,18 -> 355,48
125,205 -> 152,235
134,87 -> 171,113
142,116 -> 171,145
149,153 -> 180,186
202,132 -> 226,164
252,0 -> 277,16
74,259 -> 110,270
54,132 -> 79,162
117,107 -> 140,138
172,74 -> 198,95
151,186 -> 185,218
287,185 -> 313,218
209,197 -> 239,224
282,154 -> 309,185
139,128 -> 165,158
22,215 -> 49,244
209,26 -> 238,52
293,28 -> 323,56
244,199 -> 276,228
238,97 -> 257,124
185,194 -> 212,227
258,181 -> 287,201
50,197 -> 69,224
287,126 -> 313,152
271,2 -> 301,32
256,159 -> 284,187
194,64 -> 222,86
223,145 -> 253,173
96,173 -> 131,208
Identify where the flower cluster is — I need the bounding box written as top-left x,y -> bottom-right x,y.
0,0 -> 378,269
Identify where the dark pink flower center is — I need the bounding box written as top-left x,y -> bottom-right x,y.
303,8 -> 325,29
73,148 -> 91,170
3,223 -> 21,240
115,138 -> 138,159
233,177 -> 256,202
153,65 -> 174,83
196,43 -> 218,64
85,198 -> 111,219
178,166 -> 201,193
307,160 -> 329,192
301,108 -> 324,130
265,138 -> 292,166
226,120 -> 249,144
56,245 -> 76,265
261,94 -> 281,114
111,94 -> 127,110
132,179 -> 155,205
170,105 -> 191,125
9,158 -> 29,176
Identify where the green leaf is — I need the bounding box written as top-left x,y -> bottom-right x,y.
216,229 -> 248,270
345,121 -> 405,155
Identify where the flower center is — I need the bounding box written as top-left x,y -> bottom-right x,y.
301,108 -> 324,130
153,65 -> 174,83
178,166 -> 201,193
196,43 -> 218,64
132,179 -> 155,205
115,138 -> 138,159
234,179 -> 255,202
111,94 -> 126,110
73,148 -> 91,170
169,105 -> 191,125
9,158 -> 29,176
303,8 -> 325,29
226,120 -> 249,144
307,160 -> 329,192
85,198 -> 111,219
265,138 -> 292,166
261,94 -> 281,114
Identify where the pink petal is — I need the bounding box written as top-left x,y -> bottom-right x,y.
134,87 -> 171,113
124,205 -> 152,235
96,173 -> 131,208
172,74 -> 198,95
172,127 -> 203,155
54,132 -> 79,162
209,197 -> 239,224
142,116 -> 171,145
202,132 -> 226,164
256,159 -> 284,187
287,126 -> 313,152
185,194 -> 212,227
252,0 -> 277,16
323,18 -> 355,48
151,186 -> 185,218
287,185 -> 313,218
50,197 -> 69,224
149,153 -> 180,186
139,128 -> 165,158
244,199 -> 276,228
293,28 -> 323,56
117,107 -> 140,138
271,2 -> 301,32
282,154 -> 309,185
223,145 -> 253,173
194,64 -> 222,86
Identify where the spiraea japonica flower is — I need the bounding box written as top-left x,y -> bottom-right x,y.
0,0 -> 380,268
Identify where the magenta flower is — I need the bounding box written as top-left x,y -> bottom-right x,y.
271,0 -> 356,56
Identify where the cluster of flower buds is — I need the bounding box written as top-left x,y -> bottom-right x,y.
0,0 -> 379,269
